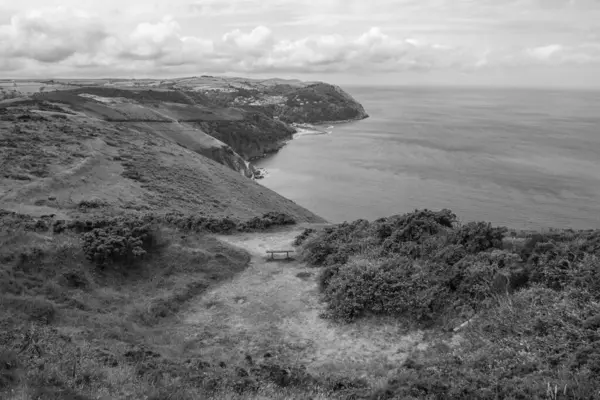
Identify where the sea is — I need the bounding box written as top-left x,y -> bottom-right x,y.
255,86 -> 600,231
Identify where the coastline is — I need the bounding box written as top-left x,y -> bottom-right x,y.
311,114 -> 369,125
249,114 -> 369,178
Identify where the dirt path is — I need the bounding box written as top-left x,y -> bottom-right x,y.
182,225 -> 429,382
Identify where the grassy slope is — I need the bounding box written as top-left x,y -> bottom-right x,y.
0,220 -> 255,399
0,94 -> 332,398
0,97 -> 323,223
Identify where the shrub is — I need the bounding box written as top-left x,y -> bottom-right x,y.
372,287 -> 600,399
432,244 -> 467,266
318,264 -> 340,292
239,212 -> 296,231
293,228 -> 315,246
451,221 -> 507,253
81,218 -> 156,267
322,259 -> 441,322
78,199 -> 107,210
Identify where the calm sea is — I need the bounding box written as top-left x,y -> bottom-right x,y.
255,86 -> 600,230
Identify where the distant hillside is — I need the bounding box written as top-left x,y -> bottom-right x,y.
10,76 -> 368,169
172,76 -> 370,125
0,96 -> 323,223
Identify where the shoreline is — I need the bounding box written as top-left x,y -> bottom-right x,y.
249,115 -> 367,177
311,114 -> 369,125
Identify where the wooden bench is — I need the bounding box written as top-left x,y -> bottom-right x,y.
266,250 -> 294,260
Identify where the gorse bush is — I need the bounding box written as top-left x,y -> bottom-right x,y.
450,221 -> 507,253
238,211 -> 296,231
81,218 -> 156,267
322,258 -> 445,323
303,209 -> 600,325
293,228 -> 315,246
300,209 -> 600,398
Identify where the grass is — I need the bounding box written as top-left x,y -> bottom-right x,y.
0,96 -> 323,224
4,208 -> 600,399
0,215 -> 259,399
0,212 -> 369,399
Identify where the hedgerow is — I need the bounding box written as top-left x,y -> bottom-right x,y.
1,209 -> 296,236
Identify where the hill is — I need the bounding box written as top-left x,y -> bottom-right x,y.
0,95 -> 323,223
4,76 -> 369,163
0,78 -> 334,399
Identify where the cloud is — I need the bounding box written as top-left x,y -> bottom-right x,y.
527,44 -> 564,60
221,26 -> 275,56
119,16 -> 184,60
1,5 -> 600,80
0,8 -> 471,76
525,43 -> 600,64
0,7 -> 108,63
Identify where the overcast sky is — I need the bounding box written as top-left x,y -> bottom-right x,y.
1,0 -> 600,87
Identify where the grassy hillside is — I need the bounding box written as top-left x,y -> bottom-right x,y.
0,212 -> 253,399
298,209 -> 600,399
0,82 -> 336,399
5,76 -> 369,163
0,96 -> 323,223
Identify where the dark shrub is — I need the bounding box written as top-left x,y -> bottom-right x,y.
451,221 -> 507,253
432,244 -> 467,266
323,259 -> 441,322
318,264 -> 340,292
239,212 -> 295,231
293,228 -> 315,246
520,233 -> 546,262
81,218 -> 156,267
78,199 -> 107,210
304,241 -> 337,267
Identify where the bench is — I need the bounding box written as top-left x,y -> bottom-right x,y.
266,250 -> 294,260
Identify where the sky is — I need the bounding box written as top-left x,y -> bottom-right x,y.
1,0 -> 600,87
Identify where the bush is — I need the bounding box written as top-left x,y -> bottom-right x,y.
372,287 -> 600,399
318,264 -> 340,292
81,218 -> 156,267
238,212 -> 296,231
300,209 -> 600,330
293,228 -> 315,246
451,221 -> 507,253
322,259 -> 442,322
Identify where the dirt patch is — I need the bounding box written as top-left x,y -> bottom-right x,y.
182,227 -> 431,385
